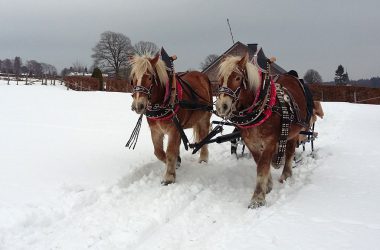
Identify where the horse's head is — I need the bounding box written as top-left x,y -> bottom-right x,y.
215,53 -> 261,118
129,53 -> 169,114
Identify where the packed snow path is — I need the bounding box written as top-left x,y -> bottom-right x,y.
1,83 -> 380,249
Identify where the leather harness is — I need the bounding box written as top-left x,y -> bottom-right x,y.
217,64 -> 309,166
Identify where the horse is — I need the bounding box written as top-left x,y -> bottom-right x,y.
129,53 -> 213,185
215,53 -> 309,208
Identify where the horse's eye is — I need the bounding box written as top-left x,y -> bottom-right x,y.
148,76 -> 152,80
236,76 -> 241,81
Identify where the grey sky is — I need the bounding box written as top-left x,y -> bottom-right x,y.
1,0 -> 379,81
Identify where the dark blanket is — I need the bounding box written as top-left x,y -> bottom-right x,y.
287,70 -> 314,124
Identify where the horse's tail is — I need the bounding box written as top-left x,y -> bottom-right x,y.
313,101 -> 324,119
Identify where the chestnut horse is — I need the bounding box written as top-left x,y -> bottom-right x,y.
215,54 -> 309,208
130,53 -> 212,185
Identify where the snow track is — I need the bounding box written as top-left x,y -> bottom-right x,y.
1,82 -> 380,249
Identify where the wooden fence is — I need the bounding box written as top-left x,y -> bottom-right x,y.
63,76 -> 132,92
61,77 -> 380,105
308,84 -> 380,105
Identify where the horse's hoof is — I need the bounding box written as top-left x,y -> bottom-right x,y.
161,180 -> 175,186
248,200 -> 266,209
279,173 -> 292,183
198,159 -> 208,164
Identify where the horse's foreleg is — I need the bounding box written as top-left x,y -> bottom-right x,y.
150,129 -> 166,163
249,144 -> 276,209
162,129 -> 181,185
194,119 -> 210,163
280,138 -> 297,183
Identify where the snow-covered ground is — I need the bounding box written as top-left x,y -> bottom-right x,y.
1,81 -> 380,249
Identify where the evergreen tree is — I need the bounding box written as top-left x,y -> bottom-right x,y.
334,65 -> 349,85
14,57 -> 22,76
92,67 -> 104,91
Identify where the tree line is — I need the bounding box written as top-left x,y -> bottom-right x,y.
0,57 -> 57,77
61,31 -> 159,78
3,31 -> 377,87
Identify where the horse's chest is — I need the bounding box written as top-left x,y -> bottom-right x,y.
148,120 -> 174,134
241,125 -> 277,150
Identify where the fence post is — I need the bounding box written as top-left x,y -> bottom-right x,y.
354,91 -> 357,103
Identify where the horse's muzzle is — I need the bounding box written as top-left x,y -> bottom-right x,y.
216,98 -> 233,118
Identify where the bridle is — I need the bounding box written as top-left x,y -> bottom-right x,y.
131,72 -> 159,100
217,70 -> 248,103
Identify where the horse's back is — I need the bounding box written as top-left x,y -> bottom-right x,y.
181,71 -> 212,103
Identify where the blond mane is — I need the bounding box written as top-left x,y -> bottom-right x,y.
129,54 -> 169,86
217,55 -> 261,90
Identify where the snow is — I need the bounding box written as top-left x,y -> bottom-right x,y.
1,81 -> 380,249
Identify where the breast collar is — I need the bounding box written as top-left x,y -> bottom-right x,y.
228,75 -> 277,128
145,77 -> 183,121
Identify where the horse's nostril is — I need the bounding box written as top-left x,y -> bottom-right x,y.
222,103 -> 228,111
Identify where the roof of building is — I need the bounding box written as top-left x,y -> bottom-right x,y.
202,41 -> 286,75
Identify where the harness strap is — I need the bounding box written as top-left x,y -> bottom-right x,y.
172,115 -> 189,150
275,85 -> 292,167
125,114 -> 144,150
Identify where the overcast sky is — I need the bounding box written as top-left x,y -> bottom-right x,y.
1,0 -> 379,81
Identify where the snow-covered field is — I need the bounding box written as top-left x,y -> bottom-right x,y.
1,81 -> 380,249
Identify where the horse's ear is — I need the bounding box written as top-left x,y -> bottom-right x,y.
238,52 -> 249,68
150,53 -> 160,66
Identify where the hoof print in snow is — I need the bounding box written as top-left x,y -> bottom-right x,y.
248,200 -> 266,209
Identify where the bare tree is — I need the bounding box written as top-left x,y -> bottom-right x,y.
21,65 -> 28,74
72,61 -> 85,74
41,63 -> 57,75
303,69 -> 322,84
200,54 -> 219,71
61,68 -> 70,76
26,60 -> 43,77
133,41 -> 159,56
92,31 -> 133,78
3,59 -> 13,74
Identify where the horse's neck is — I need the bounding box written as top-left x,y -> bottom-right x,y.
237,89 -> 256,110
